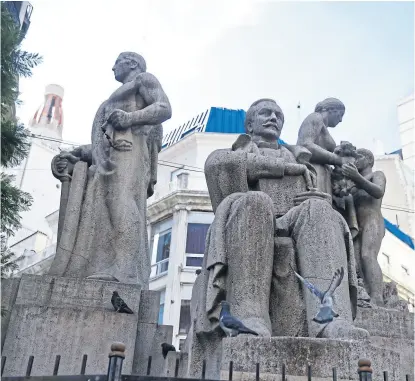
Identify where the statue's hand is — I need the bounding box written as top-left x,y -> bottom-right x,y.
107,110 -> 132,130
55,152 -> 80,172
341,163 -> 361,182
340,156 -> 355,165
284,163 -> 307,176
293,188 -> 332,206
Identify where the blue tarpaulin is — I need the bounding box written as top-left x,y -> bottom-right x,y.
384,218 -> 414,250
205,107 -> 286,145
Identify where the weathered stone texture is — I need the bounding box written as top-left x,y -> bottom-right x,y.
221,337 -> 402,381
2,275 -> 141,376
354,307 -> 414,376
355,307 -> 413,339
1,277 -> 21,349
133,323 -> 173,376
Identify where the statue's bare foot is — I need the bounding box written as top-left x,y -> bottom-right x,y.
87,273 -> 119,282
317,318 -> 369,340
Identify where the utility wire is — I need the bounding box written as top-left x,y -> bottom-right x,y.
25,133 -> 415,213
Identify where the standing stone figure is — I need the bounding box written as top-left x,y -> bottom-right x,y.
185,98 -> 368,377
297,98 -> 353,195
342,148 -> 386,306
48,52 -> 172,287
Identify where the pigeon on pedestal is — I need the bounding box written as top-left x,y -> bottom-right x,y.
111,291 -> 134,314
291,266 -> 344,324
219,301 -> 258,337
161,343 -> 177,359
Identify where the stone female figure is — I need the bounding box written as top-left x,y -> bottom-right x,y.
297,98 -> 351,195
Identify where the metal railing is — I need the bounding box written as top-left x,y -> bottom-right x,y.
1,342 -> 412,381
150,258 -> 169,278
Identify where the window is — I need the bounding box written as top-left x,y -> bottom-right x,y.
158,290 -> 165,325
179,300 -> 191,334
185,223 -> 210,267
170,168 -> 184,182
382,253 -> 390,266
156,230 -> 171,262
153,230 -> 170,275
150,219 -> 173,278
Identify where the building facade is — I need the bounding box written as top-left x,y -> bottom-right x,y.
7,85 -> 67,268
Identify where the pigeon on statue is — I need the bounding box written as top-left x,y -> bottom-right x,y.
219,301 -> 259,337
291,266 -> 344,324
161,343 -> 177,359
111,291 -> 134,314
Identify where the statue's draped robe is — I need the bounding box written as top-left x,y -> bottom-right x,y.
48,101 -> 162,287
191,137 -> 358,339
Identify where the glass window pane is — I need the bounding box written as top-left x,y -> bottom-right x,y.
158,304 -> 164,325
158,259 -> 169,274
179,300 -> 191,334
186,256 -> 203,267
159,290 -> 165,304
156,230 -> 171,262
186,223 -> 210,254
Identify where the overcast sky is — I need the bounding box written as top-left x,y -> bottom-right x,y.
17,0 -> 414,154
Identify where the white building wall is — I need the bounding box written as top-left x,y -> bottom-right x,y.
379,230 -> 415,310
7,139 -> 61,249
374,155 -> 414,238
397,94 -> 414,171
149,133 -> 240,205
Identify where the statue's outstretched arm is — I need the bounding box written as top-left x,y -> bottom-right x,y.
342,165 -> 386,199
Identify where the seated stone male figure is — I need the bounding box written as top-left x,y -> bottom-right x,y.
190,98 -> 368,342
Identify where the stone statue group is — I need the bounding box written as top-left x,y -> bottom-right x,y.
49,52 -> 388,344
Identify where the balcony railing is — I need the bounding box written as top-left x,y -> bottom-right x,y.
149,172 -> 207,204
150,258 -> 169,278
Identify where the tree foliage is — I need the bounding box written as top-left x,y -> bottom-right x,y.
1,2 -> 42,277
1,235 -> 19,278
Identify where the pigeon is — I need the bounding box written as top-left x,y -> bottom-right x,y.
219,301 -> 258,337
161,343 -> 176,359
111,291 -> 134,314
291,266 -> 344,324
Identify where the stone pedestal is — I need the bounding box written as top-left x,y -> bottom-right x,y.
354,307 -> 414,377
182,307 -> 414,381
1,275 -> 173,377
220,337 -> 402,381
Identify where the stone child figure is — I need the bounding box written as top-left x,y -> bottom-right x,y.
48,52 -> 172,287
342,148 -> 386,306
186,99 -> 367,373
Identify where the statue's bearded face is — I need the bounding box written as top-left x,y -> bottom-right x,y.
249,101 -> 284,142
112,55 -> 135,83
327,108 -> 344,128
